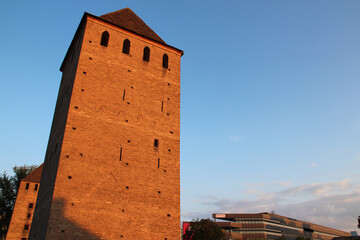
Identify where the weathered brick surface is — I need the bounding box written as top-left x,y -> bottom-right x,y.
7,181 -> 39,240
29,12 -> 182,240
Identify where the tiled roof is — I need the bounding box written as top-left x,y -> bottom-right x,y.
22,164 -> 43,183
100,8 -> 166,44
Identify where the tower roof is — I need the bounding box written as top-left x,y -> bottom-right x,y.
100,8 -> 166,44
22,164 -> 43,183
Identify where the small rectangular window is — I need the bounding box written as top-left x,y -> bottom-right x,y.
34,184 -> 38,191
27,213 -> 31,219
24,224 -> 29,230
154,139 -> 159,148
28,203 -> 34,209
25,183 -> 29,190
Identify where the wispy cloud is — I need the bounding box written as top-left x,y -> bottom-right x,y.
229,135 -> 243,143
182,178 -> 360,232
310,162 -> 318,167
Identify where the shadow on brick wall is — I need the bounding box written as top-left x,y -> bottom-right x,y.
31,198 -> 101,240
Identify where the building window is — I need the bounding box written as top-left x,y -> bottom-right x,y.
34,184 -> 38,191
122,39 -> 130,54
143,47 -> 150,62
100,31 -> 109,47
25,183 -> 29,190
24,224 -> 29,230
154,139 -> 159,148
162,54 -> 168,69
27,213 -> 31,219
28,203 -> 34,209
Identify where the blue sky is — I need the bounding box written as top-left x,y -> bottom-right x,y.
1,0 -> 360,233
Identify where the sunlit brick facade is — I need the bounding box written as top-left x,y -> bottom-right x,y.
28,8 -> 182,240
7,165 -> 43,240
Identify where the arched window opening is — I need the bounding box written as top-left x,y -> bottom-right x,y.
100,31 -> 109,47
162,54 -> 168,69
143,47 -> 150,62
122,39 -> 130,54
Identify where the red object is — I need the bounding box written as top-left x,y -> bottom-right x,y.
182,222 -> 192,240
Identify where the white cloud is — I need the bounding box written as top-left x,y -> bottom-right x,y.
310,162 -> 318,167
182,178 -> 360,232
273,180 -> 293,188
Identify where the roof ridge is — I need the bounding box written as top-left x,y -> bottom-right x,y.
22,164 -> 43,183
99,8 -> 166,44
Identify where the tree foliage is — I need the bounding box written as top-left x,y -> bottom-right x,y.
183,218 -> 226,240
0,165 -> 37,239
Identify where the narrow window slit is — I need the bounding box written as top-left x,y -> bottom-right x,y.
161,101 -> 163,112
154,139 -> 159,148
119,147 -> 122,161
162,54 -> 169,68
158,158 -> 160,168
123,89 -> 126,100
25,183 -> 29,190
34,184 -> 38,191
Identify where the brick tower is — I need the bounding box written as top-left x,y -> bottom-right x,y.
6,165 -> 42,240
28,8 -> 183,240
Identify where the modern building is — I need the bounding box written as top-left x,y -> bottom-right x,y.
213,212 -> 351,240
6,165 -> 43,240
27,8 -> 182,239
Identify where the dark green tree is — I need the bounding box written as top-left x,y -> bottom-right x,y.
183,218 -> 226,240
0,165 -> 37,239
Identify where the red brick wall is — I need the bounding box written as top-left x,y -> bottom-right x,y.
7,181 -> 39,240
30,14 -> 181,240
